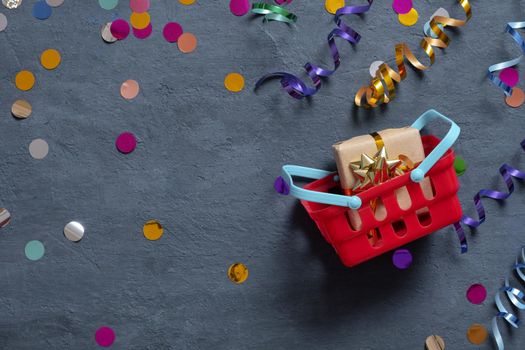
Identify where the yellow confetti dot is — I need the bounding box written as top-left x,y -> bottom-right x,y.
143,220 -> 164,241
130,12 -> 151,30
40,49 -> 61,70
228,263 -> 248,284
398,8 -> 419,27
467,324 -> 488,345
15,70 -> 35,91
325,0 -> 345,15
179,0 -> 195,4
224,72 -> 245,92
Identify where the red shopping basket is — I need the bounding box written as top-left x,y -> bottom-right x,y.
279,110 -> 462,267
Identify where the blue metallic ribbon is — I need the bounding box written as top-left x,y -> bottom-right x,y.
487,22 -> 525,97
454,139 -> 525,252
254,1 -> 373,99
491,248 -> 525,350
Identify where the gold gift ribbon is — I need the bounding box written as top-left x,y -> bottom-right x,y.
354,0 -> 472,108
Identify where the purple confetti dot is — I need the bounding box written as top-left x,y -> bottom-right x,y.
466,283 -> 487,305
499,67 -> 520,88
110,19 -> 130,40
392,0 -> 412,15
392,249 -> 412,269
95,326 -> 115,347
116,132 -> 137,154
274,176 -> 290,195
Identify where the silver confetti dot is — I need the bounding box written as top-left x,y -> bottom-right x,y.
2,0 -> 22,9
64,221 -> 84,242
101,22 -> 117,43
29,139 -> 49,159
0,208 -> 11,228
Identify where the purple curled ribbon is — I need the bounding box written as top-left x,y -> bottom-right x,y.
254,1 -> 373,99
454,139 -> 525,252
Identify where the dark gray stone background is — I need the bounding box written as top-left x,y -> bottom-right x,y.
1,0 -> 525,349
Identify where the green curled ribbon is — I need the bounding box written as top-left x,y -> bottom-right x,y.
251,3 -> 297,23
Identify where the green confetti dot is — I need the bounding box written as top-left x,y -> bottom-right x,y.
98,0 -> 118,10
454,156 -> 467,176
25,240 -> 45,261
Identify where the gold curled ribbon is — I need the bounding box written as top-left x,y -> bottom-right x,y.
354,0 -> 472,108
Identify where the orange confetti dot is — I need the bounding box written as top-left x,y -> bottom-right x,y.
130,12 -> 150,30
15,70 -> 35,91
40,49 -> 61,70
177,32 -> 197,53
467,324 -> 488,345
143,220 -> 164,241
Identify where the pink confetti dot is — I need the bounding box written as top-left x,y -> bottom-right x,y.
133,23 -> 152,39
499,67 -> 520,87
95,326 -> 115,347
229,0 -> 250,16
275,0 -> 292,4
116,132 -> 137,154
163,22 -> 184,43
110,19 -> 130,40
466,283 -> 487,305
392,0 -> 412,15
129,0 -> 150,13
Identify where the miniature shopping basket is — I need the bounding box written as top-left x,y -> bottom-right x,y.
280,109 -> 462,267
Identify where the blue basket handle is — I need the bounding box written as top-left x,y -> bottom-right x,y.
281,109 -> 460,209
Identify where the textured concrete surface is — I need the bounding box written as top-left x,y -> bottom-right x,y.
0,1 -> 525,349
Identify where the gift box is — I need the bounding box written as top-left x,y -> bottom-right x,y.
333,127 -> 433,230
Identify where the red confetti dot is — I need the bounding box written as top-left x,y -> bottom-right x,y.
163,22 -> 184,43
110,19 -> 130,40
116,132 -> 137,154
499,67 -> 520,88
230,0 -> 250,16
133,23 -> 152,39
95,326 -> 115,347
466,283 -> 487,305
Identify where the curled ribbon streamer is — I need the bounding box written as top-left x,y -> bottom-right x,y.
487,22 -> 525,97
491,248 -> 525,350
354,0 -> 471,108
251,3 -> 297,23
453,139 -> 525,253
254,1 -> 374,99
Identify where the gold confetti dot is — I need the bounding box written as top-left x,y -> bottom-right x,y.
15,70 -> 35,91
425,335 -> 445,350
40,49 -> 61,70
228,263 -> 249,284
398,8 -> 419,27
325,0 -> 344,15
130,11 -> 150,30
224,72 -> 245,92
143,220 -> 163,241
179,0 -> 195,4
178,32 -> 198,53
11,99 -> 32,119
467,324 -> 488,345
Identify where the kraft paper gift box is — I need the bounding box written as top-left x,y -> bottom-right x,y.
332,127 -> 433,230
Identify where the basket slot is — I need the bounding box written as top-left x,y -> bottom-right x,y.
358,205 -> 377,229
391,219 -> 407,237
381,193 -> 401,215
417,207 -> 432,227
421,176 -> 436,200
373,197 -> 387,221
366,229 -> 383,248
394,186 -> 412,211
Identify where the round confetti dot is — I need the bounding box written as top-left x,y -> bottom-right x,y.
120,79 -> 139,100
110,19 -> 130,40
274,176 -> 290,195
454,157 -> 467,176
369,60 -> 384,77
0,13 -> 7,32
129,0 -> 149,13
64,221 -> 85,242
392,0 -> 412,15
179,0 -> 195,4
129,11 -> 150,30
101,22 -> 117,43
32,0 -> 52,20
505,87 -> 525,108
0,208 -> 11,228
40,49 -> 61,70
398,8 -> 418,27
466,283 -> 487,304
178,32 -> 197,53
499,67 -> 519,88
133,23 -> 152,39
275,0 -> 292,4
229,0 -> 250,16
99,0 -> 117,10
392,249 -> 412,269
431,7 -> 449,20
116,132 -> 137,154
143,220 -> 163,241
423,21 -> 444,39
11,99 -> 32,119
228,263 -> 248,284
425,335 -> 445,350
224,72 -> 245,92
467,323 -> 488,345
25,240 -> 44,261
325,0 -> 344,15
29,139 -> 49,159
46,0 -> 64,7
15,70 -> 35,91
3,0 -> 22,9
95,326 -> 115,347
163,22 -> 183,43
